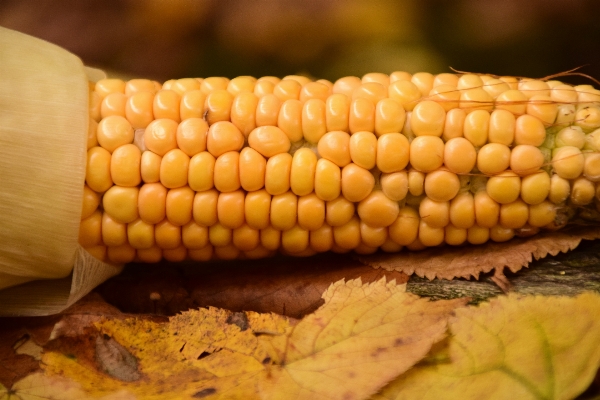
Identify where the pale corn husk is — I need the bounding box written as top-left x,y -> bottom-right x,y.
0,27 -> 122,316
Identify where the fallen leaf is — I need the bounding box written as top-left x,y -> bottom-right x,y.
373,291 -> 600,400
34,278 -> 465,399
258,278 -> 467,400
358,226 -> 600,281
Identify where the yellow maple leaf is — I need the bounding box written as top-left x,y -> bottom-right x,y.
259,278 -> 467,400
373,292 -> 600,400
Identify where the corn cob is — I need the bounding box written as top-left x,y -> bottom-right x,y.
76,72 -> 600,264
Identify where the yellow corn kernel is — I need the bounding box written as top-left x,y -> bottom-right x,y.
260,226 -> 281,251
380,171 -> 407,201
182,221 -> 209,250
411,100 -> 446,137
443,137 -> 476,174
111,144 -> 141,187
519,171 -> 550,205
528,201 -> 557,227
341,163 -> 374,202
510,145 -> 545,176
140,150 -> 162,183
571,177 -> 595,206
103,185 -> 139,223
277,99 -> 303,142
467,225 -> 490,245
143,119 -> 178,156
486,171 -> 521,204
254,80 -> 275,97
428,84 -> 461,112
519,79 -> 550,98
255,94 -> 281,127
217,190 -> 245,229
576,106 -> 600,132
179,90 -> 206,121
514,114 -> 546,146
325,93 -> 351,132
357,190 -> 399,228
153,90 -> 181,122
188,245 -> 213,261
176,118 -> 208,157
138,183 -> 167,224
352,83 -> 385,107
78,210 -> 102,247
424,169 -> 460,202
445,191 -> 474,231
300,81 -> 331,103
333,76 -> 361,97
137,246 -> 162,263
188,151 -> 215,192
476,143 -> 510,175
527,95 -> 557,124
314,158 -> 341,201
228,76 -> 257,96
318,131 -> 351,167
310,224 -> 334,253
166,186 -> 194,226
297,193 -> 325,231
556,126 -> 585,149
238,147 -> 266,192
206,121 -> 244,157
205,89 -> 233,125
442,108 -> 466,141
245,189 -> 271,230
376,133 -> 409,173
488,109 -> 516,145
100,92 -> 127,119
107,244 -> 136,264
96,78 -> 125,97
125,91 -> 154,129
265,152 -> 292,195
102,213 -> 127,247
490,225 -> 514,242
374,98 -> 405,136
388,80 -> 421,111
193,189 -> 219,227
495,89 -> 528,115
463,109 -> 490,146
248,126 -> 291,158
331,215 -> 361,250
418,220 -> 444,247
97,115 -> 134,153
274,79 -> 302,101
160,149 -> 189,189
474,190 -> 500,228
482,79 -> 510,98
290,148 -> 317,196
127,219 -> 155,249
552,146 -> 584,179
349,97 -> 375,134
282,225 -> 310,253
232,224 -> 260,252
270,191 -> 298,231
85,147 -> 113,193
81,185 -> 100,220
209,222 -> 232,247
230,92 -> 258,136
419,197 -> 449,228
302,98 -> 327,142
499,199 -> 529,229
199,77 -> 229,94
408,169 -> 425,196
409,136 -> 444,172
213,151 -> 241,193
549,174 -> 570,204
459,88 -> 494,111
349,131 -> 377,170
325,196 -> 355,227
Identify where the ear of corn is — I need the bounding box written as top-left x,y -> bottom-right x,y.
81,69 -> 600,263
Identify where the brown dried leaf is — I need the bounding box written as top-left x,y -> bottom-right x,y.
358,227 -> 600,281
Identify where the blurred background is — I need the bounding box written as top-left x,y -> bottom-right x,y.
1,0 -> 600,85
